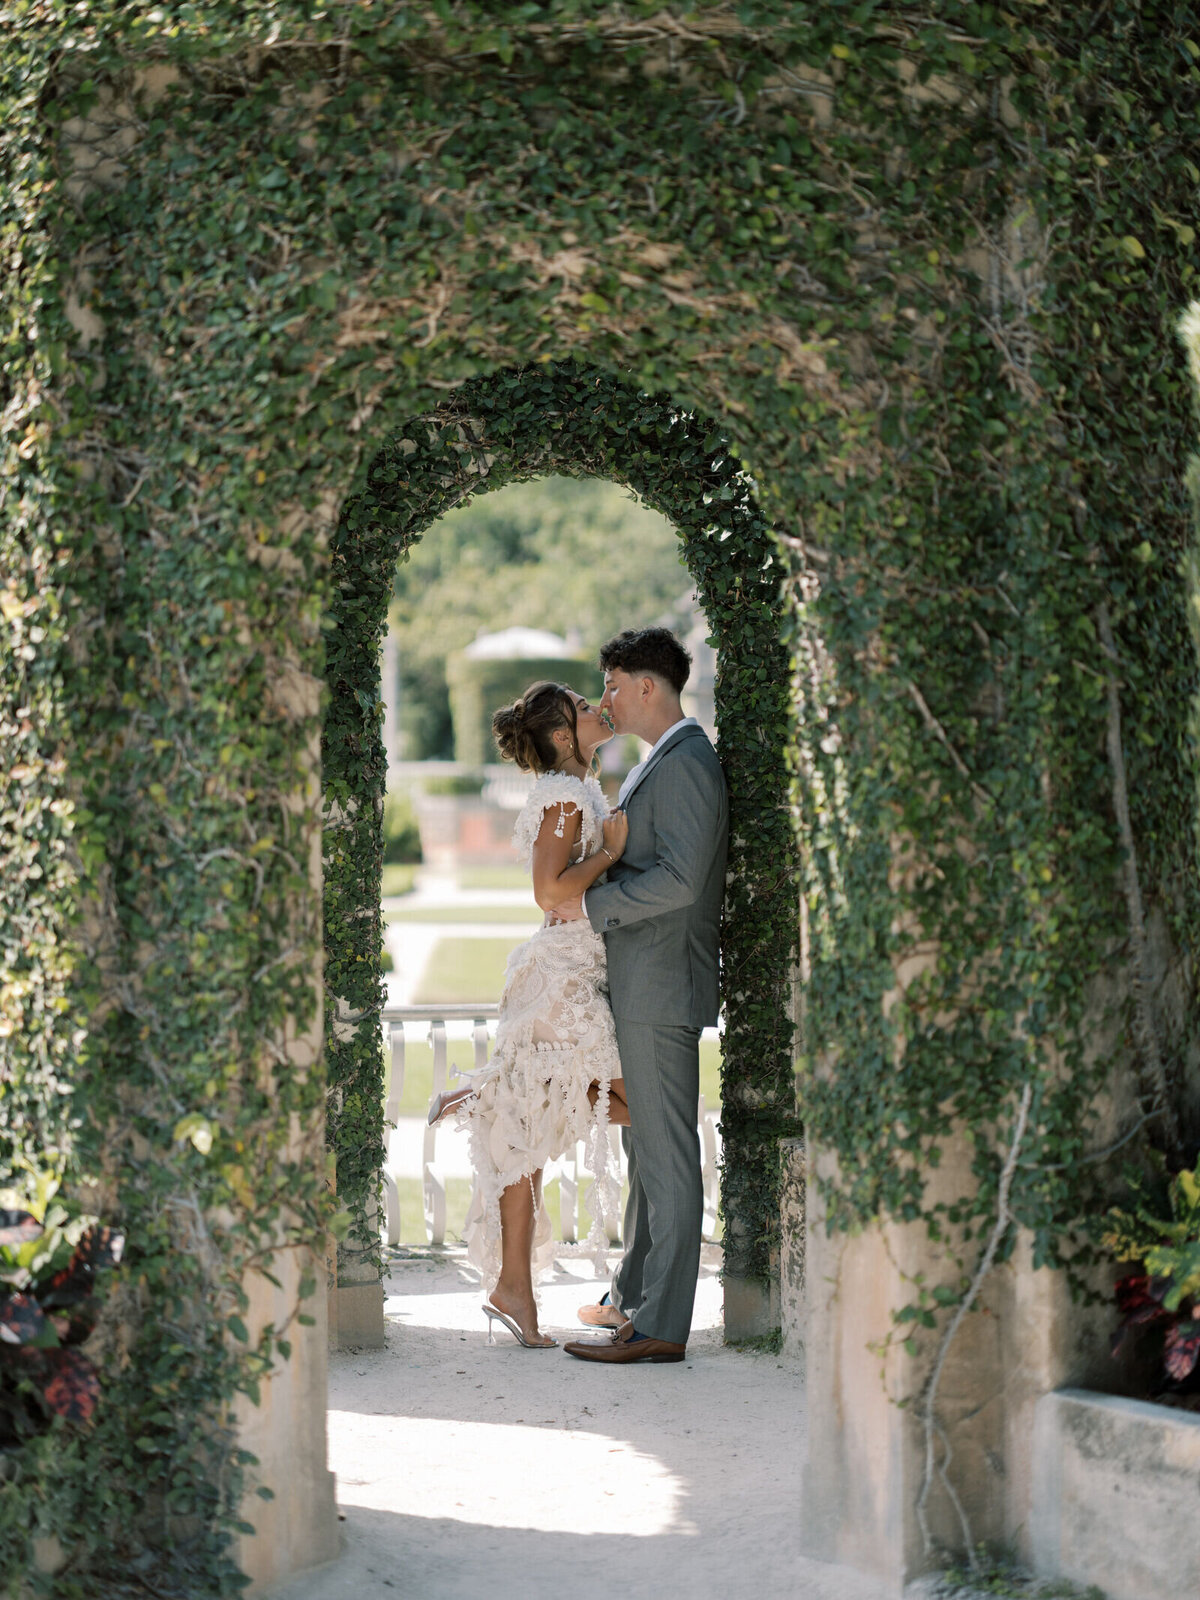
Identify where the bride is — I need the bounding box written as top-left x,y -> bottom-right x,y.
426,680 -> 630,1349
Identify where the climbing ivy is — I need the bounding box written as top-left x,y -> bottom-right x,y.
786,6 -> 1200,1270
2,0 -> 1199,1588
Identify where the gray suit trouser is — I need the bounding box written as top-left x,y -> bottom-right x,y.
610,1017 -> 703,1346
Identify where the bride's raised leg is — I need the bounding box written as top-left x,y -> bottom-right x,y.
588,1078 -> 631,1126
488,1171 -> 555,1347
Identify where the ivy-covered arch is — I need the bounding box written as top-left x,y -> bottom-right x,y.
5,2 -> 1200,1591
323,360 -> 798,1298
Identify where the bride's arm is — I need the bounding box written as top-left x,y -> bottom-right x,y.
530,802 -> 622,913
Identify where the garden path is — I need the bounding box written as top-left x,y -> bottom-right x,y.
382,870 -> 534,1006
271,1253 -> 892,1600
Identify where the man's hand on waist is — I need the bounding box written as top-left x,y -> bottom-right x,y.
547,893 -> 585,925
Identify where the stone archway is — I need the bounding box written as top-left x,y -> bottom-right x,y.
9,11 -> 1200,1596
322,359 -> 799,1347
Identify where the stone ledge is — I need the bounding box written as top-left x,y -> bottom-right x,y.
722,1271 -> 780,1341
335,1282 -> 385,1349
1031,1387 -> 1200,1600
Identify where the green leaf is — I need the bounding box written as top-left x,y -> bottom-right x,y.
173,1114 -> 216,1155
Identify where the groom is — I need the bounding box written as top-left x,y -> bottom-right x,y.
554,627 -> 727,1365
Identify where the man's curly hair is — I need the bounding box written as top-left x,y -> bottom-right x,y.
598,627 -> 691,694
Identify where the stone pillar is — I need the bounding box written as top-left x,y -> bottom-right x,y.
799,1157 -> 927,1594
335,1197 -> 386,1349
235,655 -> 340,1588
234,1239 -> 340,1593
721,1141 -> 787,1341
1000,1231 -> 1111,1561
327,1003 -> 385,1349
326,1216 -> 340,1353
381,628 -> 400,770
794,1142 -> 1112,1593
779,1137 -> 806,1365
722,1267 -> 781,1340
323,1158 -> 384,1351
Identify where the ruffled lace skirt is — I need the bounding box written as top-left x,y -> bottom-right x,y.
455,918 -> 622,1297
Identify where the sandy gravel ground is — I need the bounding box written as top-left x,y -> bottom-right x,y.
270,1249 -> 892,1600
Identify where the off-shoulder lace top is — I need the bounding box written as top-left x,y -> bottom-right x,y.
511,771 -> 607,866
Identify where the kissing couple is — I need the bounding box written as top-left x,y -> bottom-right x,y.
428,625 -> 728,1364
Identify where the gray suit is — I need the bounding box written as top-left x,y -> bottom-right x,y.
585,723 -> 728,1344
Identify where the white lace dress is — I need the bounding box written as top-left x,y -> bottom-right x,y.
456,772 -> 622,1298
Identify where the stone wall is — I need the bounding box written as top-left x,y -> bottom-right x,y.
1031,1390 -> 1200,1600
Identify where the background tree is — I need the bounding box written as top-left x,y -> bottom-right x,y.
390,475 -> 693,758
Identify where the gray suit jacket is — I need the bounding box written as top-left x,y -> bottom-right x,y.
586,724 -> 728,1028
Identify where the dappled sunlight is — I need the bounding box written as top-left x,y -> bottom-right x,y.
328,1412 -> 691,1537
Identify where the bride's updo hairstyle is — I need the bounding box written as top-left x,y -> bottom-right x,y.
492,681 -> 584,774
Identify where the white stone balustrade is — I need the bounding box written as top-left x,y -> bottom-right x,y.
380,1004 -> 723,1250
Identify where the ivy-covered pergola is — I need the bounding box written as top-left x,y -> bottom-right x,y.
3,4 -> 1199,1595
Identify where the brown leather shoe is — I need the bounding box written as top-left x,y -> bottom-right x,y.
577,1292 -> 626,1329
563,1323 -> 685,1364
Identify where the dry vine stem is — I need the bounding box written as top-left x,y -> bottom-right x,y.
904,678 -> 995,809
915,1079 -> 1033,1566
1096,603 -> 1181,1160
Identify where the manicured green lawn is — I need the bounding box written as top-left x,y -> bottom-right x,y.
381,862 -> 419,898
411,937 -> 515,1004
697,1035 -> 721,1110
388,1174 -> 629,1250
388,1039 -> 489,1116
456,865 -> 530,891
390,1176 -> 474,1247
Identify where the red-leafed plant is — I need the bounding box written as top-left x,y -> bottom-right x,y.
1104,1157 -> 1200,1398
0,1167 -> 123,1446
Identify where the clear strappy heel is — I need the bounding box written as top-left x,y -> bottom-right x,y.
427,1086 -> 474,1126
483,1303 -> 557,1349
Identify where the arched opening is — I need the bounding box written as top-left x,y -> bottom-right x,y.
378,472 -> 719,1251
321,361 -> 799,1346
